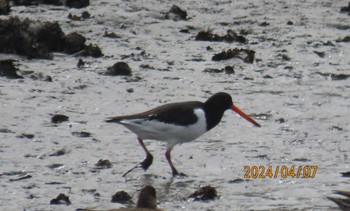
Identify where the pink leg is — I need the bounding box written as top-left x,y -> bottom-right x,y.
165,147 -> 179,176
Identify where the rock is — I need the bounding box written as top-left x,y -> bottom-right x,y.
189,185 -> 218,201
79,44 -> 103,58
64,32 -> 86,54
111,190 -> 132,204
77,59 -> 85,68
196,29 -> 246,43
65,0 -> 89,8
204,66 -> 235,75
51,114 -> 69,124
0,17 -> 64,59
212,48 -> 255,63
0,17 -> 99,59
165,5 -> 187,21
0,60 -> 23,79
68,11 -> 90,20
105,62 -> 132,76
0,0 -> 10,15
71,131 -> 91,138
94,159 -> 112,169
50,193 -> 71,205
340,2 -> 350,13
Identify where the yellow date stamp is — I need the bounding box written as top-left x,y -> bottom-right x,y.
244,165 -> 318,179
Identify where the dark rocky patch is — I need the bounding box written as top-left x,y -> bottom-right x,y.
46,164 -> 65,169
94,159 -> 113,169
63,32 -> 86,54
12,0 -> 64,6
29,72 -> 53,82
9,174 -> 32,182
111,190 -> 132,204
65,0 -> 89,8
195,29 -> 246,43
204,66 -> 235,74
276,118 -> 285,123
72,131 -> 91,138
165,5 -> 187,21
340,2 -> 350,13
51,114 -> 69,124
103,31 -> 121,38
104,62 -> 132,76
0,60 -> 23,79
50,193 -> 72,205
313,51 -> 325,58
212,48 -> 255,63
68,11 -> 90,21
16,133 -> 35,139
49,148 -> 67,156
341,172 -> 350,177
189,185 -> 218,201
77,59 -> 85,68
79,44 -> 103,58
336,36 -> 350,42
0,17 -> 101,59
228,178 -> 249,183
0,0 -> 11,15
317,72 -> 350,80
293,158 -> 311,162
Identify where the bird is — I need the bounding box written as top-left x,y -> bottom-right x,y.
77,185 -> 161,211
106,92 -> 260,176
327,190 -> 350,211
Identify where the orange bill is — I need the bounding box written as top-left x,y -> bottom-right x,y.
231,105 -> 261,127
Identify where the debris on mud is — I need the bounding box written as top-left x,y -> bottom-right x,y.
340,2 -> 350,13
50,193 -> 72,205
336,36 -> 350,42
195,29 -> 247,43
9,174 -> 32,182
111,190 -> 132,204
212,48 -> 255,63
79,44 -> 103,58
103,31 -> 121,39
94,159 -> 113,169
51,114 -> 69,124
0,17 -> 101,59
72,131 -> 91,138
68,11 -> 91,21
0,0 -> 10,15
165,5 -> 187,21
65,0 -> 89,8
204,66 -> 235,74
317,72 -> 350,80
0,60 -> 23,79
104,62 -> 132,76
189,185 -> 218,201
341,172 -> 350,177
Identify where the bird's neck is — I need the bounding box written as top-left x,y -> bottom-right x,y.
203,105 -> 225,131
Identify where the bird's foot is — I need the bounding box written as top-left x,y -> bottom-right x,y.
122,153 -> 153,177
172,170 -> 188,177
140,153 -> 153,171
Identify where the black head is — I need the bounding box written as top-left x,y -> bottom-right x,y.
204,92 -> 260,131
204,92 -> 234,131
205,92 -> 233,111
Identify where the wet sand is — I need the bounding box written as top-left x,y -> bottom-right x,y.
1,1 -> 349,210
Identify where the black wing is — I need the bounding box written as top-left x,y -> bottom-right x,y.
106,101 -> 203,126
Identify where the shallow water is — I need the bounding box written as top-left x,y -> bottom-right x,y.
1,1 -> 349,210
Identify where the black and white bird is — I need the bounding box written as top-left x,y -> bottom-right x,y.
106,92 -> 260,176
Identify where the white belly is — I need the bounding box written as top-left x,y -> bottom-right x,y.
119,109 -> 207,148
